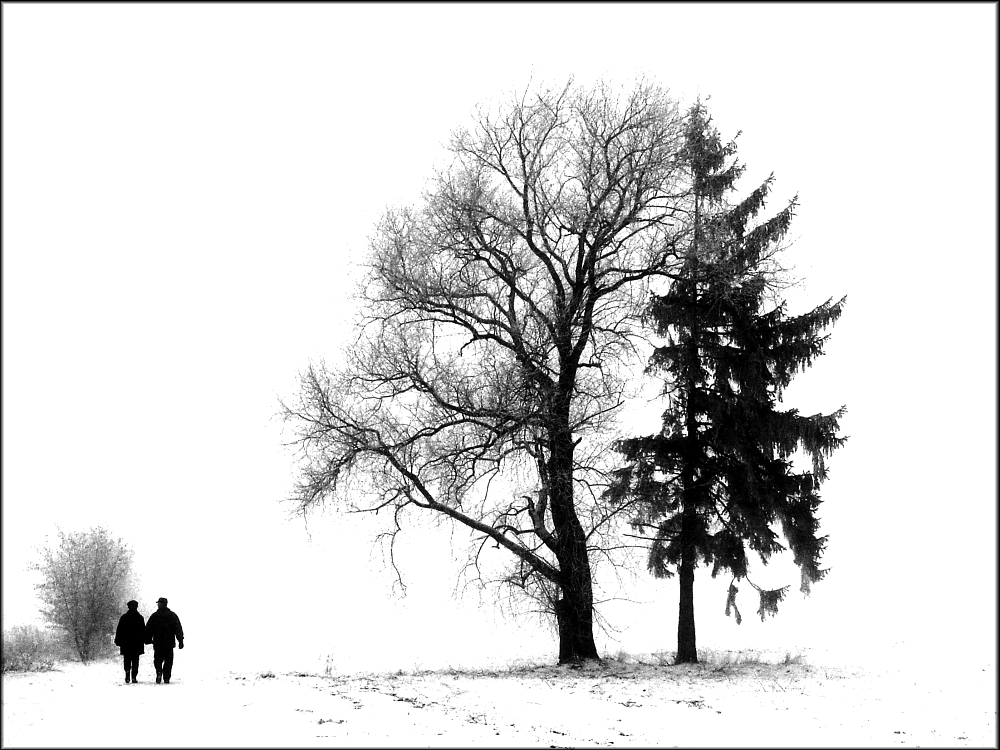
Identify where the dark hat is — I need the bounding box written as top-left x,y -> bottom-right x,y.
156,597 -> 168,604
126,600 -> 139,608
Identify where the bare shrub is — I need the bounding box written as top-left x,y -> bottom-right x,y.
2,625 -> 60,673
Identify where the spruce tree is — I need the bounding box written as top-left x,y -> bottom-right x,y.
607,101 -> 847,664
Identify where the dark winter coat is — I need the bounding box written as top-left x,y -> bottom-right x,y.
114,609 -> 147,656
145,607 -> 184,649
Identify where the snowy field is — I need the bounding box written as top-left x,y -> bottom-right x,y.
2,645 -> 994,747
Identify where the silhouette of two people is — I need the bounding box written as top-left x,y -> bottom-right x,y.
114,597 -> 185,684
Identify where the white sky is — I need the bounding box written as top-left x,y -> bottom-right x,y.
3,3 -> 996,672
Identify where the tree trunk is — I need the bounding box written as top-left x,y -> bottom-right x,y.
675,455 -> 699,663
676,241 -> 700,666
676,546 -> 698,664
548,407 -> 600,665
554,554 -> 600,664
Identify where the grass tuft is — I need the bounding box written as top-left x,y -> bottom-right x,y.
698,647 -> 808,669
783,650 -> 804,665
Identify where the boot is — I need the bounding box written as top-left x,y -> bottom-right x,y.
125,672 -> 131,684
131,671 -> 138,683
156,672 -> 162,684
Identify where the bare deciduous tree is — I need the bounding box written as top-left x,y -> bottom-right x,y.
282,79 -> 689,663
31,526 -> 137,663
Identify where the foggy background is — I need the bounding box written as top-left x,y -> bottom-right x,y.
3,3 -> 995,675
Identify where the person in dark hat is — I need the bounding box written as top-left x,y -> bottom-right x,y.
114,600 -> 146,684
144,597 -> 185,684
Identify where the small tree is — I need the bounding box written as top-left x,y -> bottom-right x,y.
606,101 -> 847,663
31,526 -> 137,663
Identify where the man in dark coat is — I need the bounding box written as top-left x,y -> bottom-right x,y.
114,600 -> 146,684
145,597 -> 184,684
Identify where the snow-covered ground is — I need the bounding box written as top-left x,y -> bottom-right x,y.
2,645 -> 995,747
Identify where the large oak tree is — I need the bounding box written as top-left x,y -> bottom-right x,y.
282,80 -> 689,663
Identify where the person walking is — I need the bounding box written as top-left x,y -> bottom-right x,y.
145,597 -> 184,684
114,600 -> 146,684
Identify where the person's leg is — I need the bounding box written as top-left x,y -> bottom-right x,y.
153,647 -> 164,683
130,654 -> 139,682
123,655 -> 131,683
162,648 -> 174,683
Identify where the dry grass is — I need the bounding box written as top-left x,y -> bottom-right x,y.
308,646 -> 813,684
2,625 -> 61,673
599,646 -> 808,670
